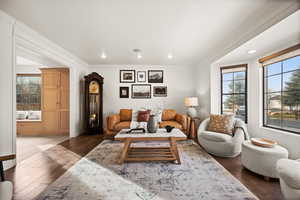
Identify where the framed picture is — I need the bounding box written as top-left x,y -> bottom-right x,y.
120,70 -> 135,83
119,87 -> 129,98
137,71 -> 146,82
153,86 -> 167,97
148,70 -> 163,83
131,84 -> 151,99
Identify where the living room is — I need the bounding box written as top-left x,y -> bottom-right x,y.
0,1 -> 300,200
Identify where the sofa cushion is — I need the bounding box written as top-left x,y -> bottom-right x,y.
277,159 -> 300,189
159,121 -> 182,129
207,114 -> 235,135
201,131 -> 232,142
114,121 -> 131,131
120,109 -> 132,121
137,110 -> 151,122
162,109 -> 177,121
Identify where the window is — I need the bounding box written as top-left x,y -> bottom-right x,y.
16,74 -> 42,120
263,55 -> 300,133
221,65 -> 247,122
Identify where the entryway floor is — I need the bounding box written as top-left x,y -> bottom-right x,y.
17,136 -> 68,163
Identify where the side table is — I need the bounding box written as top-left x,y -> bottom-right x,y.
189,117 -> 201,139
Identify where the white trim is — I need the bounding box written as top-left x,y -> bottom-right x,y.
0,10 -> 15,24
14,20 -> 88,68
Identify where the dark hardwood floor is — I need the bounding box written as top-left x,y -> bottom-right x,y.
5,135 -> 282,200
213,156 -> 283,200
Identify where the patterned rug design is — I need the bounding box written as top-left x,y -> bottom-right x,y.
37,140 -> 258,200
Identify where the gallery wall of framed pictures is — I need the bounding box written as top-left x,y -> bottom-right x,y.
119,69 -> 167,99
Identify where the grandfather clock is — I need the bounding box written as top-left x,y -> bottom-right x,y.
84,72 -> 104,134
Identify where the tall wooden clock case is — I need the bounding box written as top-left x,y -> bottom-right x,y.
84,72 -> 104,134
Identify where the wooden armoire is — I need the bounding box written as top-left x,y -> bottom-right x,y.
40,68 -> 69,135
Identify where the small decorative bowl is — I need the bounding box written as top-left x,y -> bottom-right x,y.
165,125 -> 175,133
251,138 -> 277,148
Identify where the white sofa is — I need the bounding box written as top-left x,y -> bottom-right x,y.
197,118 -> 249,157
276,159 -> 300,200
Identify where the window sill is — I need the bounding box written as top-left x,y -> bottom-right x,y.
260,126 -> 300,136
17,120 -> 42,122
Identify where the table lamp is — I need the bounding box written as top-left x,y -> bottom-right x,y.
184,97 -> 199,118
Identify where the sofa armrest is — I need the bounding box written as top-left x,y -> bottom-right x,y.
175,114 -> 187,130
107,114 -> 120,131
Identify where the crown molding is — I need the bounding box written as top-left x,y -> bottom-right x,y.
0,9 -> 15,24
14,22 -> 88,69
0,9 -> 89,69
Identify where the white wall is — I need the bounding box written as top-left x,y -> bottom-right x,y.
210,58 -> 300,159
0,12 -> 15,169
88,65 -> 196,126
195,63 -> 211,119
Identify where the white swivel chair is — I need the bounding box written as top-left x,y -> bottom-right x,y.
197,118 -> 249,157
0,155 -> 15,200
276,158 -> 300,200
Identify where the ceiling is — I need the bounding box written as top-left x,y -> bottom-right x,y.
217,10 -> 300,65
0,0 -> 299,65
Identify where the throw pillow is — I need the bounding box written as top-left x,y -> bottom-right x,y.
137,110 -> 151,122
162,109 -> 177,121
120,109 -> 132,121
207,114 -> 235,135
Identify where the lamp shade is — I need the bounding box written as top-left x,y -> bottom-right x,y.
184,97 -> 199,107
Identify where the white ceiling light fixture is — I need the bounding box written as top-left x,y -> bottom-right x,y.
101,52 -> 107,60
167,53 -> 173,60
247,50 -> 257,54
133,49 -> 142,59
100,51 -> 107,59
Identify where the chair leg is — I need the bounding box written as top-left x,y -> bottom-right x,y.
0,161 -> 5,181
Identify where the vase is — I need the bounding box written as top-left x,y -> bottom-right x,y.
147,115 -> 158,133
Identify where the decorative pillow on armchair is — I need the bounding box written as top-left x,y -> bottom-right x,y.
207,114 -> 235,135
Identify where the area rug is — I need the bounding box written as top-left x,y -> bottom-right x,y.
37,140 -> 258,200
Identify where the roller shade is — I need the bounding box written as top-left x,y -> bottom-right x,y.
221,65 -> 247,73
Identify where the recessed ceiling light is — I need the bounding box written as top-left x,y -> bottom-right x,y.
248,50 -> 256,54
133,49 -> 142,59
137,53 -> 142,59
100,52 -> 107,59
167,53 -> 173,59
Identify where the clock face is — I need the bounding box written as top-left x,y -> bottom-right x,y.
89,81 -> 99,94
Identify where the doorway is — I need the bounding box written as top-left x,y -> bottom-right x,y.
15,49 -> 70,163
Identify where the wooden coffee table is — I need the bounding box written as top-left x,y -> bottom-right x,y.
115,129 -> 187,164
